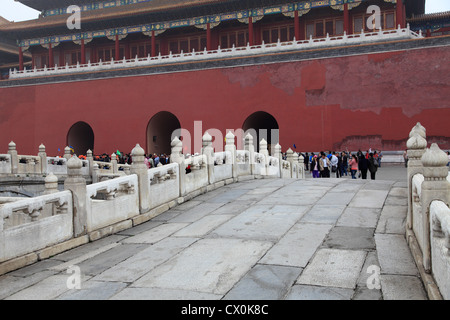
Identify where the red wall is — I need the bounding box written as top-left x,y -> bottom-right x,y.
0,45 -> 449,156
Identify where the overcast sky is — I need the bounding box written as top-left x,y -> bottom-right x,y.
1,0 -> 450,22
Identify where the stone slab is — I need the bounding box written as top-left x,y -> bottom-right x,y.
337,207 -> 381,229
0,270 -> 57,300
209,205 -> 307,241
384,196 -> 407,206
172,215 -> 234,238
380,275 -> 427,300
117,220 -> 164,236
169,200 -> 204,211
110,287 -> 222,300
300,205 -> 346,224
57,280 -> 128,300
375,205 -> 407,234
258,194 -> 323,206
352,287 -> 382,300
75,243 -> 148,276
168,203 -> 225,223
209,200 -> 256,215
259,222 -> 333,267
223,264 -> 302,300
132,238 -> 272,295
297,248 -> 366,289
322,226 -> 376,250
349,190 -> 389,209
49,235 -> 125,262
375,234 -> 419,276
286,285 -> 354,300
315,192 -> 356,206
93,237 -> 198,283
206,188 -> 250,203
121,223 -> 189,244
4,274 -> 90,300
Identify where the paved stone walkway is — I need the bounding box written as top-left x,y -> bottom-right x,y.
0,165 -> 427,300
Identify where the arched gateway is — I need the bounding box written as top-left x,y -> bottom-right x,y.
146,111 -> 181,156
243,111 -> 279,153
67,121 -> 94,156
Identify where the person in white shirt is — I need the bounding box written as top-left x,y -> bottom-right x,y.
330,152 -> 339,178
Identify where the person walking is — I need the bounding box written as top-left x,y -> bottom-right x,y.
368,152 -> 378,180
330,152 -> 339,178
377,150 -> 383,167
319,152 -> 331,178
311,155 -> 320,178
341,151 -> 348,177
359,152 -> 369,179
349,154 -> 359,179
403,149 -> 408,168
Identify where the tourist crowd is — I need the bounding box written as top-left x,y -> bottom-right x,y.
300,149 -> 383,180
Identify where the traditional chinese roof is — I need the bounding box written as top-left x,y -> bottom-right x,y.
407,11 -> 450,22
7,0 -> 230,31
0,17 -> 31,72
16,0 -> 105,11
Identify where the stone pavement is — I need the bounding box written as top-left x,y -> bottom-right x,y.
0,164 -> 428,300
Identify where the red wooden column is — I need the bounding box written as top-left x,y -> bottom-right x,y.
115,35 -> 120,61
396,0 -> 404,28
294,10 -> 300,40
206,23 -> 212,50
344,3 -> 350,34
248,17 -> 254,46
151,31 -> 156,57
81,39 -> 86,64
18,47 -> 24,71
48,43 -> 54,68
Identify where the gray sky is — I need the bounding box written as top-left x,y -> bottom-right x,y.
1,0 -> 450,22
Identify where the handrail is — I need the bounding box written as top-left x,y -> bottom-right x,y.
9,26 -> 422,79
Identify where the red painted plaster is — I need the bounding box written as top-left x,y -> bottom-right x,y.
0,45 -> 449,156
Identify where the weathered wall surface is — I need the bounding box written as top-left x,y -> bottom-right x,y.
0,44 -> 449,156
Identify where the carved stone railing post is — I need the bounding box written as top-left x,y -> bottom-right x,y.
7,141 -> 18,174
259,139 -> 269,176
298,153 -> 305,179
111,153 -> 118,174
244,133 -> 255,175
170,137 -> 186,196
38,143 -> 47,175
86,149 -> 94,177
130,144 -> 150,213
123,163 -> 131,175
225,131 -> 237,180
63,146 -> 72,160
286,148 -> 294,178
274,143 -> 282,178
420,143 -> 450,273
64,156 -> 87,237
406,123 -> 427,230
92,163 -> 99,183
44,172 -> 59,195
202,132 -> 215,185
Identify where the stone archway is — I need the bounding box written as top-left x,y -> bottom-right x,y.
242,111 -> 279,153
146,111 -> 181,156
67,121 -> 95,155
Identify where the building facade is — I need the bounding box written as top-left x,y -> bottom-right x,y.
0,0 -> 449,156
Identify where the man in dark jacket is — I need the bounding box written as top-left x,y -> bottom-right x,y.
358,152 -> 369,179
368,153 -> 378,180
